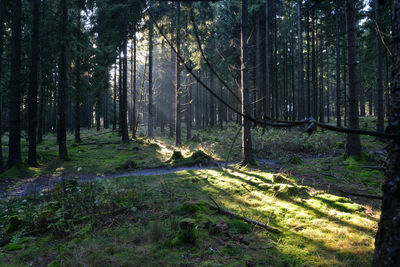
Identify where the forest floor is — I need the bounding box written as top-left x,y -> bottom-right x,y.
0,117 -> 387,266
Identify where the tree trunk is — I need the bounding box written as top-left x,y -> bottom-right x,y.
132,35 -> 137,138
255,9 -> 261,119
241,0 -> 253,164
121,30 -> 129,143
373,2 -> 400,264
335,1 -> 342,127
297,0 -> 304,120
148,18 -> 154,138
345,0 -> 361,157
74,11 -> 82,143
58,0 -> 68,160
113,63 -> 117,131
186,75 -> 192,141
264,2 -> 270,119
0,0 -> 4,171
376,0 -> 384,133
175,3 -> 181,146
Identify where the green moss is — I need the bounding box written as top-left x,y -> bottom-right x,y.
6,216 -> 23,233
5,243 -> 22,251
285,155 -> 303,165
179,200 -> 209,214
226,219 -> 250,234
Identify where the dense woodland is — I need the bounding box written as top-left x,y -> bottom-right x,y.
0,0 -> 399,266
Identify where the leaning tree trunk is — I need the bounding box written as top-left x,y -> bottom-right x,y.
376,0 -> 384,133
345,0 -> 361,157
8,0 -> 22,167
241,0 -> 253,164
373,2 -> 400,265
58,0 -> 68,160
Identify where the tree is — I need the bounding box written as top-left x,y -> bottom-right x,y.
58,0 -> 68,160
241,0 -> 253,164
8,0 -> 22,167
121,28 -> 129,143
373,1 -> 400,264
335,1 -> 342,127
297,0 -> 304,120
148,15 -> 154,138
73,8 -> 83,143
345,0 -> 361,157
376,0 -> 384,133
175,3 -> 181,146
28,0 -> 41,165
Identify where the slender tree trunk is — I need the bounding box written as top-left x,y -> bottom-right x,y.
241,0 -> 253,164
256,9 -> 261,119
74,11 -> 82,143
113,63 -> 117,131
28,0 -> 41,165
306,10 -> 311,118
312,9 -> 317,119
175,3 -> 181,146
373,2 -> 400,264
376,0 -> 384,133
345,0 -> 361,157
118,53 -> 122,134
169,48 -> 175,138
265,2 -> 270,118
297,0 -> 304,120
58,0 -> 68,160
335,2 -> 342,127
132,35 -> 137,138
148,18 -> 154,138
186,75 -> 192,141
121,30 -> 129,143
210,70 -> 215,127
0,0 -> 4,170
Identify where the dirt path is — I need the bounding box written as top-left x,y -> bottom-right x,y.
0,159 -> 282,199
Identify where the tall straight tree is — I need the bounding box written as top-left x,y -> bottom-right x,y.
376,0 -> 384,133
113,63 -> 117,131
297,0 -> 304,120
58,0 -> 68,159
121,28 -> 129,143
175,3 -> 181,146
74,9 -> 82,143
148,16 -> 154,138
132,35 -> 137,138
8,0 -> 22,167
373,1 -> 400,264
241,0 -> 253,164
28,0 -> 41,165
0,0 -> 4,171
264,1 -> 270,118
345,0 -> 361,157
335,1 -> 342,127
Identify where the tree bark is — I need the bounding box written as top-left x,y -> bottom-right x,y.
0,0 -> 4,170
241,0 -> 253,164
345,0 -> 361,157
132,35 -> 137,138
373,2 -> 400,264
113,63 -> 117,131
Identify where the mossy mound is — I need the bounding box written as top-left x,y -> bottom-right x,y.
171,218 -> 198,246
6,216 -> 23,233
188,150 -> 213,165
227,219 -> 251,234
272,174 -> 292,184
169,151 -> 183,161
285,156 -> 303,165
179,201 -> 209,214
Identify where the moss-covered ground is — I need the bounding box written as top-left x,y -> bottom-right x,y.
0,116 -> 387,266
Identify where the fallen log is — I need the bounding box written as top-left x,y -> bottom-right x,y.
208,203 -> 280,233
339,190 -> 382,200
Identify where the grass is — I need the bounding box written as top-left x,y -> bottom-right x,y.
0,166 -> 379,266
